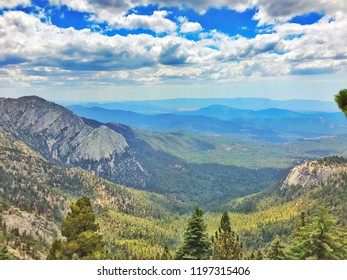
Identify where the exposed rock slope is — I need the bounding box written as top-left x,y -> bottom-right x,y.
0,96 -> 147,187
281,156 -> 347,197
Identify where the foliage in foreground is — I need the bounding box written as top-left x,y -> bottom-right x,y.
175,206 -> 212,260
47,197 -> 104,260
0,243 -> 10,260
212,212 -> 243,260
46,196 -> 347,260
335,89 -> 347,117
289,208 -> 347,260
266,236 -> 286,260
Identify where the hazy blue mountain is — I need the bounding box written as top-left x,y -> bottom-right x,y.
68,105 -> 347,142
68,105 -> 281,142
179,105 -> 306,119
183,105 -> 346,120
70,98 -> 339,113
180,105 -> 347,137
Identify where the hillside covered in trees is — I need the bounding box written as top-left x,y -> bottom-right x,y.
1,129 -> 347,259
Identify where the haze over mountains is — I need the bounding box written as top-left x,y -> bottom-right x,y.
71,98 -> 339,114
69,100 -> 347,143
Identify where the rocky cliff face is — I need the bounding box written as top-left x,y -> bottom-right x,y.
281,157 -> 347,196
0,96 -> 148,188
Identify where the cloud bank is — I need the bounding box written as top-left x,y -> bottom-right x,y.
0,0 -> 346,90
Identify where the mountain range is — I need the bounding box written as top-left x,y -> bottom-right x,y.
0,96 -> 347,259
69,98 -> 339,113
0,96 -> 287,207
68,104 -> 347,142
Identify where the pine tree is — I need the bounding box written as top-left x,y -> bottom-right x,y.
47,197 -> 104,260
335,89 -> 347,117
161,245 -> 172,260
300,212 -> 306,227
0,243 -> 10,260
256,249 -> 263,260
266,236 -> 286,260
212,212 -> 243,260
289,208 -> 347,260
175,206 -> 211,260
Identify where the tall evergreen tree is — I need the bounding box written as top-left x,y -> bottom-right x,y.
47,197 -> 104,260
266,236 -> 286,260
175,206 -> 211,260
289,208 -> 347,260
212,212 -> 243,260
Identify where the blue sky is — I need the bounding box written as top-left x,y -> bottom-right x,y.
0,0 -> 346,102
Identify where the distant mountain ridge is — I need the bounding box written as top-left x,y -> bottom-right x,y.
68,104 -> 347,142
178,105 -> 345,120
68,105 -> 282,142
71,97 -> 339,113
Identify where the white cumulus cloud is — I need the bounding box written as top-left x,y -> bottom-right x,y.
0,0 -> 31,9
48,0 -> 347,33
253,0 -> 347,25
1,5 -> 347,88
50,0 -> 177,33
100,10 -> 177,33
180,21 -> 203,33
